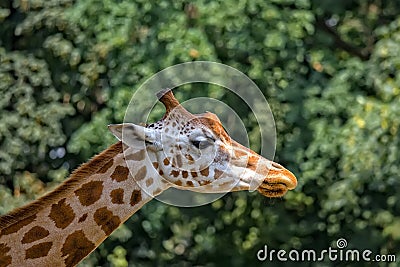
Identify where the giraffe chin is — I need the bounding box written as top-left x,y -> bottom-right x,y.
257,181 -> 290,198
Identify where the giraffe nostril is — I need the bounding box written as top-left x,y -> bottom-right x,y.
271,161 -> 284,170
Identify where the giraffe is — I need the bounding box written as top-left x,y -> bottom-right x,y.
0,89 -> 297,267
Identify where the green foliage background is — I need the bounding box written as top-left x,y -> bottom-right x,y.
1,0 -> 399,266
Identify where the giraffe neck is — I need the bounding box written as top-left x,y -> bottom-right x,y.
0,142 -> 168,267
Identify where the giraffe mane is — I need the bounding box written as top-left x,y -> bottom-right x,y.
0,142 -> 123,231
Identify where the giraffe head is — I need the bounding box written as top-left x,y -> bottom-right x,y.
109,89 -> 297,198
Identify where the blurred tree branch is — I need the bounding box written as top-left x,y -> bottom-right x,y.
315,17 -> 371,61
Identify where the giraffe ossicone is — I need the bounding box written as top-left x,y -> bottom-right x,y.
0,89 -> 297,267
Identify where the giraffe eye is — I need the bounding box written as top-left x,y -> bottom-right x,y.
191,139 -> 212,149
191,140 -> 201,148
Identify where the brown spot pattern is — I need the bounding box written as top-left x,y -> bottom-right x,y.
170,170 -> 180,177
78,214 -> 88,223
1,214 -> 36,236
61,230 -> 95,267
22,226 -> 49,244
214,169 -> 224,179
0,243 -> 12,266
152,162 -> 159,169
200,167 -> 209,177
163,158 -> 170,166
111,165 -> 130,182
110,189 -> 125,204
146,178 -> 154,187
130,190 -> 142,206
234,149 -> 248,158
186,181 -> 194,187
25,242 -> 53,259
185,154 -> 194,162
246,155 -> 259,171
135,166 -> 147,181
182,171 -> 188,178
153,188 -> 162,195
175,180 -> 183,186
125,150 -> 145,161
93,207 -> 121,236
191,171 -> 198,178
75,181 -> 104,206
199,180 -> 212,186
98,159 -> 114,173
49,198 -> 75,229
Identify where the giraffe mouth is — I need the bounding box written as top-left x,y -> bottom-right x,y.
257,173 -> 297,198
257,181 -> 289,197
255,163 -> 298,197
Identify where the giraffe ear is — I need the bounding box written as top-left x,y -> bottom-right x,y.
108,123 -> 157,147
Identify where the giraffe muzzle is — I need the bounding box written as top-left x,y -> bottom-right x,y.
257,165 -> 297,198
